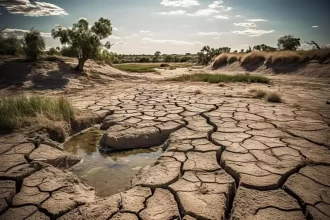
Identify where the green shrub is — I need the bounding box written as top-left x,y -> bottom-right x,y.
0,35 -> 24,56
114,64 -> 159,72
23,29 -> 45,60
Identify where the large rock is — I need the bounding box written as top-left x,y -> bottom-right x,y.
100,120 -> 184,150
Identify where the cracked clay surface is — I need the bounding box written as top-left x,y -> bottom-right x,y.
1,77 -> 330,220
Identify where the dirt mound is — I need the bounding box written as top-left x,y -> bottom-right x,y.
0,55 -> 135,92
209,61 -> 330,78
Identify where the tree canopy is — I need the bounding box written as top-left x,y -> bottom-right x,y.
277,35 -> 301,51
51,17 -> 112,71
253,44 -> 277,51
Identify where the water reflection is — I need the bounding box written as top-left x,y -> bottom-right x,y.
63,128 -> 162,197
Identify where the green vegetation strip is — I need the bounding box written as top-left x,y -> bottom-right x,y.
114,64 -> 159,73
169,73 -> 270,84
0,95 -> 74,130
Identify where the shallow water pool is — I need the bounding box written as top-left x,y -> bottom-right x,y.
63,128 -> 162,197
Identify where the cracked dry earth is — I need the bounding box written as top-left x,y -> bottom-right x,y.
1,79 -> 330,220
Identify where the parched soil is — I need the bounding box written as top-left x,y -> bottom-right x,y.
0,58 -> 330,219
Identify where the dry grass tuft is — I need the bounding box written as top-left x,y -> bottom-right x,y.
267,51 -> 303,65
250,89 -> 267,99
227,54 -> 240,64
213,53 -> 229,68
241,51 -> 266,66
195,89 -> 202,94
266,92 -> 282,103
211,48 -> 330,69
299,48 -> 330,64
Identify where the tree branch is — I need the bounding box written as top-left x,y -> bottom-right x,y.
305,40 -> 321,50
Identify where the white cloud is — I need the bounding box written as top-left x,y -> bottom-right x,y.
2,28 -> 51,38
234,23 -> 257,28
198,31 -> 228,36
0,0 -> 68,16
125,36 -> 132,39
140,30 -> 151,33
232,28 -> 274,37
109,35 -> 121,39
132,33 -> 138,37
235,15 -> 242,18
182,25 -> 189,27
160,0 -> 199,7
142,38 -> 203,45
158,10 -> 187,15
312,26 -> 319,28
214,37 -> 220,40
214,15 -> 229,19
222,7 -> 232,12
208,0 -> 223,9
187,9 -> 219,16
113,26 -> 119,31
246,19 -> 268,22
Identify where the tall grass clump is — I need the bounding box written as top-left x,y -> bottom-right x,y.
241,51 -> 267,66
169,73 -> 269,84
212,53 -> 229,68
0,95 -> 75,130
227,54 -> 242,64
299,48 -> 330,64
267,51 -> 303,65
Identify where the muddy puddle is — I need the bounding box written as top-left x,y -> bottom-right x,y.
63,128 -> 162,197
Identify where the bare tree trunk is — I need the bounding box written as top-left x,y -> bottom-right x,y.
305,41 -> 321,50
76,59 -> 86,71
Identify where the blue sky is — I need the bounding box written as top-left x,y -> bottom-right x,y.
1,0 -> 329,54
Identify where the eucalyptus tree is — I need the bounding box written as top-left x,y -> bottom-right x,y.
52,18 -> 112,71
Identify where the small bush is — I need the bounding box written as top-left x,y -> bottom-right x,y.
160,63 -> 170,67
169,73 -> 270,84
23,29 -> 45,60
0,95 -> 75,130
0,35 -> 24,56
266,92 -> 282,103
195,89 -> 202,94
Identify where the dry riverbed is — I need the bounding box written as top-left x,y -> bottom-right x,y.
0,63 -> 330,219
